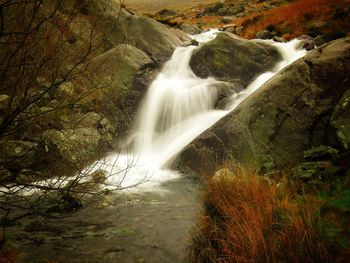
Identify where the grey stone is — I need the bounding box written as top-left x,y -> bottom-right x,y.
189,33 -> 281,86
181,38 -> 350,174
303,146 -> 339,161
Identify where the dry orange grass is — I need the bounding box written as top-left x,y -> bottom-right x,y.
189,167 -> 348,263
234,0 -> 350,39
0,250 -> 17,263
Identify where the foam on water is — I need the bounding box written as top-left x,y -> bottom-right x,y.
92,32 -> 307,192
6,31 -> 306,194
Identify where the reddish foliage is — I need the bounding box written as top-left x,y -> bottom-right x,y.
189,167 -> 349,263
234,0 -> 350,39
0,250 -> 17,263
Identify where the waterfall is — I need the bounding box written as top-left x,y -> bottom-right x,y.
96,31 -> 306,191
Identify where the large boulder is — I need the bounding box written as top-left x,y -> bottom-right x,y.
189,33 -> 281,86
42,128 -> 102,169
84,44 -> 155,135
61,0 -> 187,63
0,140 -> 41,171
0,0 -> 188,178
126,16 -> 188,62
180,38 -> 350,173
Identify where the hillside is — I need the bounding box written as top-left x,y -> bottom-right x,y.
147,0 -> 350,41
125,0 -> 218,14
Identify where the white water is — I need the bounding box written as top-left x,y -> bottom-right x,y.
91,31 -> 307,191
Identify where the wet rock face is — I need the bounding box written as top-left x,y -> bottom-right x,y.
291,145 -> 343,183
292,161 -> 340,182
42,128 -> 101,167
126,15 -> 189,63
0,1 -> 188,178
189,33 -> 281,87
181,37 -> 350,174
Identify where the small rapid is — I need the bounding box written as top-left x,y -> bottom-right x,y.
96,31 -> 307,191
3,32 -> 308,263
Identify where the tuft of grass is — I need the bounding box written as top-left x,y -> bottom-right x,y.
189,167 -> 350,263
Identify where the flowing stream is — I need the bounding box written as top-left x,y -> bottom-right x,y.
97,30 -> 306,191
5,31 -> 307,263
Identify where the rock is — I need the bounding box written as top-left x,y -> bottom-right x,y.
0,94 -> 10,112
182,39 -> 199,47
272,36 -> 286,43
182,38 -> 350,173
60,194 -> 83,212
224,27 -> 236,34
65,1 -> 186,62
223,24 -> 237,34
204,2 -> 225,14
90,169 -> 107,184
211,81 -> 244,109
303,146 -> 339,162
48,99 -> 60,108
296,36 -> 315,51
0,1 -> 188,178
228,6 -> 245,16
220,17 -> 234,24
79,112 -> 101,127
235,26 -> 244,36
86,44 -> 154,135
314,35 -> 328,47
331,89 -> 350,149
126,16 -> 189,62
180,24 -> 202,35
189,33 -> 281,86
255,30 -> 275,40
97,118 -> 114,137
46,193 -> 82,214
292,161 -> 340,182
42,128 -> 101,167
155,9 -> 176,18
0,165 -> 12,182
0,140 -> 40,170
55,82 -> 77,102
16,169 -> 43,184
178,143 -> 217,175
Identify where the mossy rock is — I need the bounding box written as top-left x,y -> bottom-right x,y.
189,33 -> 281,86
304,146 -> 340,161
182,38 -> 350,174
292,161 -> 340,182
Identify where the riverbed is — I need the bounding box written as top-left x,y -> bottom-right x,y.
5,176 -> 200,263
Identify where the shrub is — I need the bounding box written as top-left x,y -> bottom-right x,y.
189,167 -> 349,263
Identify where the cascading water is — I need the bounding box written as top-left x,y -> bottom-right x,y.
96,31 -> 307,191
131,46 -> 226,168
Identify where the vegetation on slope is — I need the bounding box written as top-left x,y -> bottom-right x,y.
125,0 -> 218,14
142,0 -> 350,41
234,0 -> 350,40
189,166 -> 350,262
